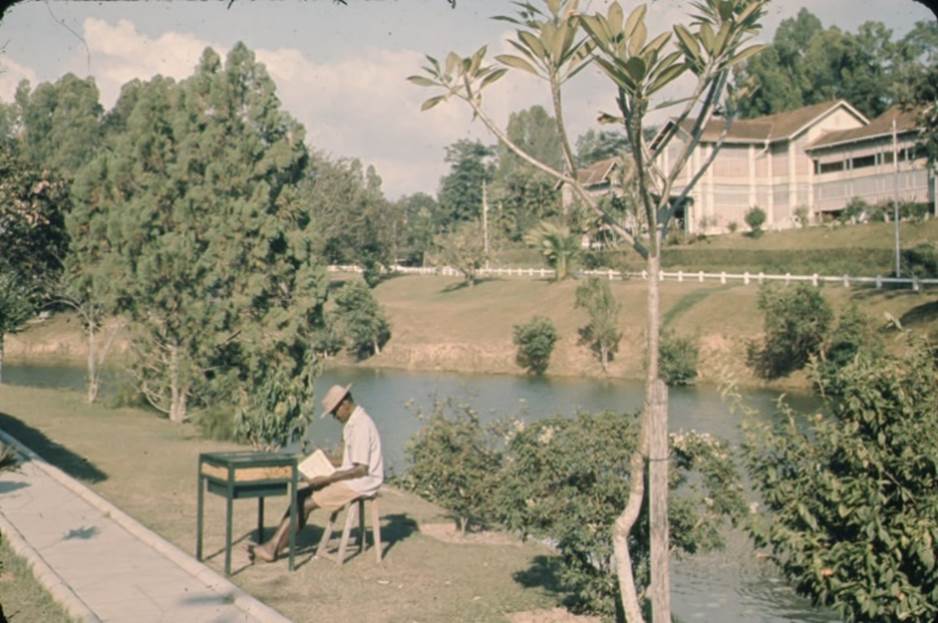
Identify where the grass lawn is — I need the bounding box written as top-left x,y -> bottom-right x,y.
0,533 -> 76,622
0,385 -> 564,623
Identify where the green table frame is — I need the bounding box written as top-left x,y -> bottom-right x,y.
196,451 -> 300,575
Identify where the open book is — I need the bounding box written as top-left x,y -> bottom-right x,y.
297,449 -> 336,481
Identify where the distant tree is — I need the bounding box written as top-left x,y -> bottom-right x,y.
430,219 -> 489,287
395,192 -> 440,265
658,332 -> 699,386
575,128 -> 629,166
0,270 -> 35,384
575,277 -> 622,372
744,336 -> 938,623
333,281 -> 391,359
524,221 -> 580,280
0,149 -> 70,298
745,206 -> 766,237
748,283 -> 833,379
437,139 -> 494,227
513,316 -> 557,375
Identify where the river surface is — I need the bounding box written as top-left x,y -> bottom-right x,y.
3,363 -> 838,623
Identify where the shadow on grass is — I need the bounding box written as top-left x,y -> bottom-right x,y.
441,277 -> 499,293
900,299 -> 938,327
513,554 -> 569,601
0,412 -> 107,483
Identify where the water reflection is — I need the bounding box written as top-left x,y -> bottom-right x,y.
3,362 -> 837,622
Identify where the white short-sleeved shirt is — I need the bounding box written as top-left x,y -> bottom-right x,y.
340,406 -> 384,497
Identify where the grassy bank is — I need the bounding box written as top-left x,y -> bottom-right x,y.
8,272 -> 937,390
0,385 -> 563,623
0,534 -> 75,622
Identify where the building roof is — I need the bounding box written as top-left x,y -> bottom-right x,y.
673,100 -> 867,144
808,105 -> 921,150
577,157 -> 619,186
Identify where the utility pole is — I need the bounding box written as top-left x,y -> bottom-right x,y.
482,179 -> 490,266
892,118 -> 901,277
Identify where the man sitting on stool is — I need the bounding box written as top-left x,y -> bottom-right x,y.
248,384 -> 384,563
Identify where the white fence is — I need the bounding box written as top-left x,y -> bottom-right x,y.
328,264 -> 938,291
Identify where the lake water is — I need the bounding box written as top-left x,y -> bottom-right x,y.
2,363 -> 838,623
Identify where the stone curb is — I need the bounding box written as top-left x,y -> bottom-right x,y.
0,429 -> 293,623
0,508 -> 101,623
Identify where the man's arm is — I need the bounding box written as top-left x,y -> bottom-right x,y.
306,463 -> 366,488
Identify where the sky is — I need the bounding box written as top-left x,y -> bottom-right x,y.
0,0 -> 934,199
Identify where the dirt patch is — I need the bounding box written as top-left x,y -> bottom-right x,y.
419,522 -> 521,546
507,607 -> 601,623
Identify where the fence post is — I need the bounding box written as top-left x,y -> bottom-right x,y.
698,271 -> 703,283
642,270 -> 648,281
812,273 -> 819,287
744,272 -> 750,285
678,270 -> 684,283
785,273 -> 790,285
758,272 -> 764,284
876,275 -> 882,289
720,271 -> 726,284
913,276 -> 920,292
608,269 -> 613,281
658,270 -> 664,282
843,274 -> 850,288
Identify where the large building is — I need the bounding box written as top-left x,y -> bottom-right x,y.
654,100 -> 936,234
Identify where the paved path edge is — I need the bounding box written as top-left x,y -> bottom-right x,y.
0,428 -> 293,623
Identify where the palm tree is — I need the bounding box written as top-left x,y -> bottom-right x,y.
524,221 -> 580,281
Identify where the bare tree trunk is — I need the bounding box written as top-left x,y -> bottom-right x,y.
168,344 -> 187,423
613,419 -> 647,623
373,339 -> 381,355
644,252 -> 671,623
600,344 -> 609,374
0,335 -> 4,384
87,323 -> 99,404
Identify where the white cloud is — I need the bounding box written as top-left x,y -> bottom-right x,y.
0,55 -> 38,101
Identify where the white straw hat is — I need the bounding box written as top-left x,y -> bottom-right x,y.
320,384 -> 352,418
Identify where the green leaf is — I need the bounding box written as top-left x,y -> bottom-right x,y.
445,51 -> 461,76
729,44 -> 767,66
700,23 -> 716,54
628,21 -> 647,57
421,95 -> 446,111
624,4 -> 646,38
594,56 -> 635,90
717,0 -> 733,21
674,24 -> 701,60
496,54 -> 540,76
647,63 -> 686,95
407,75 -> 437,87
624,56 -> 647,82
643,31 -> 671,56
607,2 -> 624,32
480,68 -> 508,89
519,30 -> 548,60
546,0 -> 561,16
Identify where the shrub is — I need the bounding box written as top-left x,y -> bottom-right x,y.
334,281 -> 391,359
816,304 -> 882,394
903,242 -> 938,279
748,283 -> 833,379
840,197 -> 870,223
744,337 -> 938,623
793,206 -> 811,228
659,332 -> 699,386
401,400 -> 501,534
744,206 -> 766,237
496,411 -> 744,618
513,316 -> 558,375
575,278 -> 621,373
727,221 -> 738,234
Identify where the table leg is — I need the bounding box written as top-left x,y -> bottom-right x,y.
288,470 -> 297,571
196,472 -> 204,561
225,482 -> 233,576
257,497 -> 265,543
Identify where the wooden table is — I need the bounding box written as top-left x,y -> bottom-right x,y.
196,451 -> 300,575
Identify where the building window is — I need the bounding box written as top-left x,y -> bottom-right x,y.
819,160 -> 845,174
852,154 -> 876,169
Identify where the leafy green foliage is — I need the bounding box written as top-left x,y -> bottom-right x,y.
0,270 -> 36,383
744,206 -> 766,237
902,242 -> 938,279
574,277 -> 621,372
744,338 -> 938,623
0,149 -> 70,299
333,281 -> 391,360
748,283 -> 833,379
816,305 -> 882,395
400,400 -> 502,534
495,412 -> 744,618
513,315 -> 558,375
659,332 -> 699,386
437,140 -> 494,227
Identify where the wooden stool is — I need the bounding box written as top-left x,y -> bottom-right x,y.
316,493 -> 382,564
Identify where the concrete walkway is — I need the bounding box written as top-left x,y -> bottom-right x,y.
0,429 -> 292,623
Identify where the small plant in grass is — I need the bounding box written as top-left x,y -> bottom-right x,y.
840,197 -> 869,224
574,278 -> 621,373
512,316 -> 557,375
659,332 -> 699,386
727,221 -> 738,234
401,399 -> 501,535
793,206 -> 811,228
0,442 -> 19,472
745,206 -> 766,238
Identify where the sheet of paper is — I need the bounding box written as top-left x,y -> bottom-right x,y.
298,448 -> 336,481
